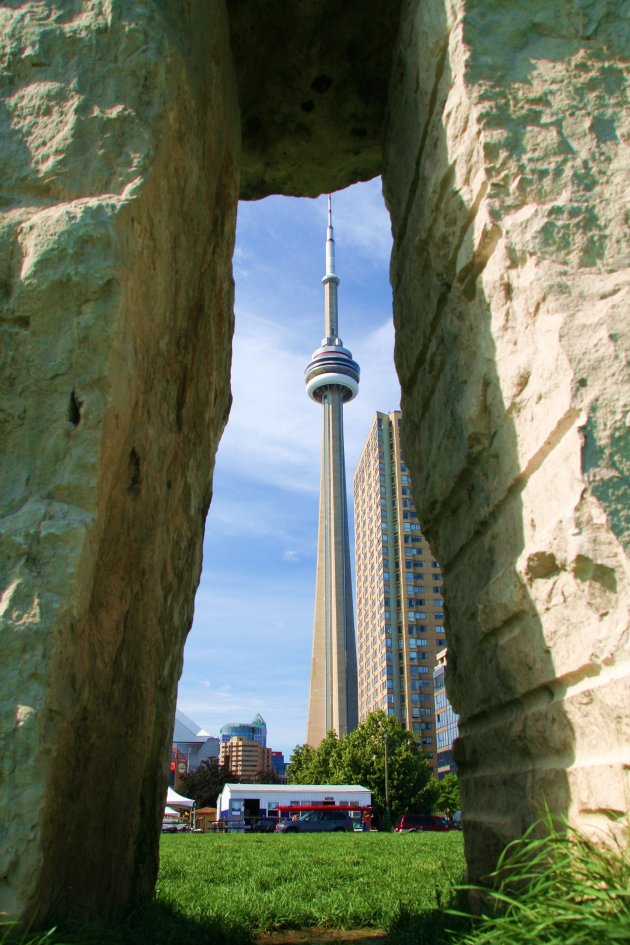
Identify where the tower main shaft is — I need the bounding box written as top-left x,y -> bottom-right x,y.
304,195 -> 359,746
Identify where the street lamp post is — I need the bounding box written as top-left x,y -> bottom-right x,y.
383,731 -> 391,831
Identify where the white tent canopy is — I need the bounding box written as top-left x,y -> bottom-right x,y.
166,786 -> 194,809
163,806 -> 179,819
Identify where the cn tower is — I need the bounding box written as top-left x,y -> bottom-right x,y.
304,195 -> 359,746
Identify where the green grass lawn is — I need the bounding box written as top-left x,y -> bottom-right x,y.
6,821 -> 626,945
151,831 -> 465,944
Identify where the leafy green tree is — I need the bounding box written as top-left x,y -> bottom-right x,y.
311,729 -> 342,781
288,731 -> 342,783
288,712 -> 436,826
179,759 -> 234,809
434,772 -> 460,818
335,711 -> 436,825
286,743 -> 317,784
252,767 -> 282,784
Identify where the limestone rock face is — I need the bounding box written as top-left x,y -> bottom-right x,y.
0,0 -> 239,921
229,0 -> 402,199
384,0 -> 629,881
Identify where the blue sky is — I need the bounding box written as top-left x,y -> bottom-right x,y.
176,178 -> 401,759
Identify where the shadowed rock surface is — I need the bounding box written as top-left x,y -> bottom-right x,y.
229,0 -> 402,198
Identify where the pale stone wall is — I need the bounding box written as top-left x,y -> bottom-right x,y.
0,0 -> 239,921
384,0 -> 629,880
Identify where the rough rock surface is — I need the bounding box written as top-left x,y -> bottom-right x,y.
229,0 -> 402,199
384,0 -> 629,881
0,0 -> 238,921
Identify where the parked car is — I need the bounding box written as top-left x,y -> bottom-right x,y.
394,814 -> 451,832
161,821 -> 189,833
276,810 -> 354,833
252,817 -> 278,833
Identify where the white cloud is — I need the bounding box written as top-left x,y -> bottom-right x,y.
206,490 -> 301,541
330,178 -> 393,269
216,313 -> 320,493
345,318 -> 401,473
283,550 -> 299,563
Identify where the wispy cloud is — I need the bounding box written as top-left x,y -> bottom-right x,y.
328,178 -> 393,269
216,313 -> 320,493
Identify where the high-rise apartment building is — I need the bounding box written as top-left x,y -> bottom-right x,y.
353,411 -> 447,772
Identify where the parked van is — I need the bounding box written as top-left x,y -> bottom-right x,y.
394,814 -> 451,832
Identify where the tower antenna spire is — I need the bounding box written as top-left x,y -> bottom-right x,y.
326,193 -> 336,278
323,193 -> 340,339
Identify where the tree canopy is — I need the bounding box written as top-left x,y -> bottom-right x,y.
434,772 -> 460,818
288,710 -> 437,823
252,767 -> 282,784
178,759 -> 235,809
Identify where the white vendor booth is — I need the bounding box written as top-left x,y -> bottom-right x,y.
216,783 -> 371,831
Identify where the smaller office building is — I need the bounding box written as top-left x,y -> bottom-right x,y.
220,736 -> 272,780
220,713 -> 267,747
216,783 -> 371,828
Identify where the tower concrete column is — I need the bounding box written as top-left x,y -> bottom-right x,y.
305,197 -> 359,746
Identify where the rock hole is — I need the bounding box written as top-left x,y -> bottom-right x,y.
68,390 -> 82,426
300,100 -> 315,113
128,448 -> 142,497
310,74 -> 332,94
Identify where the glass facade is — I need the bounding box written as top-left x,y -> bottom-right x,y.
220,713 -> 267,747
433,651 -> 459,778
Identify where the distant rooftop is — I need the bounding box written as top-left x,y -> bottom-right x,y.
223,783 -> 369,793
174,709 -> 212,742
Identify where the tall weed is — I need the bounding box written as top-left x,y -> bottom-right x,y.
451,816 -> 629,945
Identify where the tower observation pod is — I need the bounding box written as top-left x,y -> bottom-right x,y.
304,194 -> 359,747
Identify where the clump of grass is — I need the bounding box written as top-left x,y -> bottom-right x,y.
0,920 -> 63,945
451,815 -> 630,945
